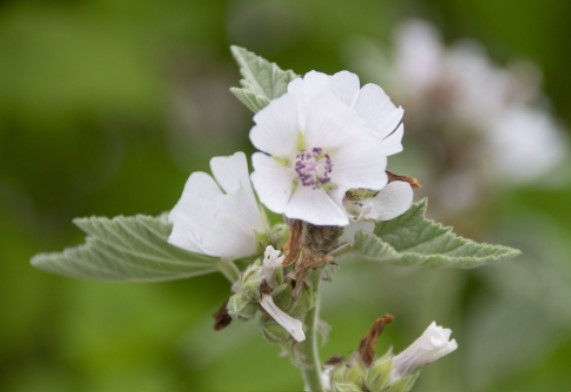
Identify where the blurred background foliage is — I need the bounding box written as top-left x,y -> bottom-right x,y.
1,0 -> 570,391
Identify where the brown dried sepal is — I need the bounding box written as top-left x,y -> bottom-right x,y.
283,219 -> 303,266
283,220 -> 343,296
387,170 -> 422,189
213,300 -> 233,331
357,314 -> 394,367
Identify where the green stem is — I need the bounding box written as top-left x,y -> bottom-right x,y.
295,268 -> 325,392
217,259 -> 241,284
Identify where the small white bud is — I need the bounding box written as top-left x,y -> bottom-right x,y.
261,245 -> 285,287
390,321 -> 457,382
259,294 -> 305,342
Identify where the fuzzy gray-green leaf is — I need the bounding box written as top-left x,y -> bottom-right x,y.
347,199 -> 520,268
230,45 -> 297,111
31,215 -> 220,282
230,87 -> 271,112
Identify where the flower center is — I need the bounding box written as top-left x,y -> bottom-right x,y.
295,147 -> 333,189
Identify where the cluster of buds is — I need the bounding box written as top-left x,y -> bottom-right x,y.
226,245 -> 316,343
325,316 -> 457,392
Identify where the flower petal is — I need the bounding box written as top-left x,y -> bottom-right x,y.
168,172 -> 222,253
251,152 -> 295,214
303,93 -> 366,151
329,134 -> 388,190
380,123 -> 404,156
285,186 -> 349,226
330,70 -> 361,106
168,154 -> 267,259
197,220 -> 257,259
261,246 -> 285,287
211,152 -> 266,233
359,181 -> 414,221
260,294 -> 305,342
353,83 -> 404,139
210,152 -> 250,193
394,20 -> 443,91
487,107 -> 567,182
250,93 -> 301,159
288,70 -> 331,103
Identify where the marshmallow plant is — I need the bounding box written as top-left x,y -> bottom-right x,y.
31,47 -> 520,392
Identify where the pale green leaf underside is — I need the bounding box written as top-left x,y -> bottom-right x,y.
347,199 -> 521,268
230,87 -> 271,113
31,215 -> 220,282
230,45 -> 297,112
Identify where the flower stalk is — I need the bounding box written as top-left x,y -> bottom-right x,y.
294,268 -> 325,392
217,259 -> 241,284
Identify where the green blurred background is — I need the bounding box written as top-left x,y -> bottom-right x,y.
1,0 -> 571,391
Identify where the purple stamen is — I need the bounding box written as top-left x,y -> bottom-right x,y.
295,148 -> 333,189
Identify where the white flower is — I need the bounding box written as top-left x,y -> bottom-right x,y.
486,106 -> 567,183
250,71 -> 405,226
260,245 -> 285,287
389,19 -> 567,185
168,152 -> 267,259
287,71 -> 405,155
392,19 -> 517,119
390,321 -> 458,382
259,294 -> 305,342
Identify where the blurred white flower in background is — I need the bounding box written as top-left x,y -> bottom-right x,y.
346,19 -> 567,214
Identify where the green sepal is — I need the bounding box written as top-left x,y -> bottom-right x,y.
259,318 -> 292,344
365,351 -> 393,392
227,287 -> 258,321
331,356 -> 366,389
384,371 -> 419,392
269,223 -> 290,251
332,382 -> 363,392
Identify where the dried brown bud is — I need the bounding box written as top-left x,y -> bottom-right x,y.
358,314 -> 394,367
326,354 -> 345,365
213,300 -> 233,331
387,170 -> 422,189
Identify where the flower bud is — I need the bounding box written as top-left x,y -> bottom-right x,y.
260,318 -> 293,343
330,357 -> 366,389
269,223 -> 290,251
227,289 -> 257,321
332,382 -> 363,392
259,294 -> 305,342
390,321 -> 457,382
364,352 -> 393,392
383,372 -> 419,392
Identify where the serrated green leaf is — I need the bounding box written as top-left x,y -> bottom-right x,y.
229,87 -> 271,113
345,199 -> 521,268
230,45 -> 297,112
31,215 -> 222,282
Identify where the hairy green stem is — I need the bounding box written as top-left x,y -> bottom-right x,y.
295,269 -> 324,392
217,259 -> 241,283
